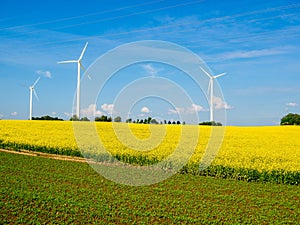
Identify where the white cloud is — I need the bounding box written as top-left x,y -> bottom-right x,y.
11,112 -> 17,116
190,104 -> 205,112
141,64 -> 159,77
81,104 -> 103,117
141,106 -> 150,113
213,96 -> 233,110
168,104 -> 205,115
0,114 -> 3,118
286,102 -> 298,107
51,112 -> 57,115
36,70 -> 52,78
64,112 -> 72,117
101,103 -> 114,114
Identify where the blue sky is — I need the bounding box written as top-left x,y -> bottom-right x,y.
0,0 -> 299,125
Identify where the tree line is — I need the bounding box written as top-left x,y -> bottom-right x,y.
125,117 -> 185,125
32,115 -> 63,121
27,112 -> 300,126
31,114 -> 224,126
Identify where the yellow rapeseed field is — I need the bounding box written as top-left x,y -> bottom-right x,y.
0,120 -> 299,173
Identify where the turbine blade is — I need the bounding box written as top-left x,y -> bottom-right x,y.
78,42 -> 88,61
213,73 -> 226,79
57,60 -> 77,64
33,89 -> 39,101
199,66 -> 212,78
80,63 -> 92,80
32,77 -> 40,87
207,80 -> 211,95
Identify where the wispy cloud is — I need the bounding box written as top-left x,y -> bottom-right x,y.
215,48 -> 287,61
213,96 -> 233,110
235,87 -> 300,95
141,64 -> 160,77
286,102 -> 298,107
168,104 -> 205,115
64,112 -> 72,117
11,111 -> 17,116
191,103 -> 205,112
36,70 -> 52,78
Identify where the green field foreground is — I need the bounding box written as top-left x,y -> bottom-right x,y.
1,151 -> 299,224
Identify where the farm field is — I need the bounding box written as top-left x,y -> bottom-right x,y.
0,151 -> 299,224
0,120 -> 299,184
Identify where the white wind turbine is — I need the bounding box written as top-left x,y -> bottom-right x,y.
29,77 -> 40,120
57,42 -> 89,119
200,66 -> 226,122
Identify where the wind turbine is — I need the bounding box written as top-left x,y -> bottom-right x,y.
29,77 -> 40,120
57,42 -> 89,119
200,66 -> 226,122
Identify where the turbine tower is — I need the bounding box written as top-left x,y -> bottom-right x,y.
29,77 -> 40,120
57,42 -> 88,119
200,67 -> 226,122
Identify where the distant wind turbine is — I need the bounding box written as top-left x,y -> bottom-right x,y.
57,42 -> 89,119
200,66 -> 226,122
29,77 -> 40,120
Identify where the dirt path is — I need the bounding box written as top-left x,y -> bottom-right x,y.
0,148 -> 89,163
0,149 -> 165,171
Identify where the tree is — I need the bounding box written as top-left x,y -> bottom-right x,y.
150,118 -> 158,124
80,117 -> 90,121
168,121 -> 171,124
126,118 -> 132,123
95,115 -> 112,122
147,117 -> 152,124
176,121 -> 181,125
32,115 -> 64,121
95,115 -> 106,122
70,115 -> 80,121
281,113 -> 300,125
114,116 -> 122,122
199,121 -> 222,126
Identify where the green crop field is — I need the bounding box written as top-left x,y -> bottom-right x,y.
1,151 -> 299,224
